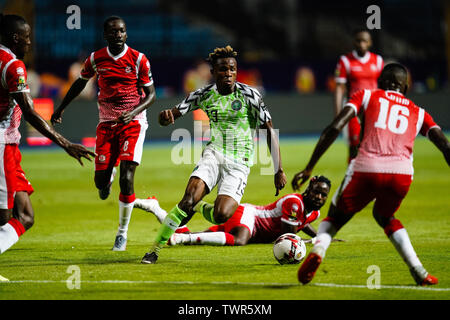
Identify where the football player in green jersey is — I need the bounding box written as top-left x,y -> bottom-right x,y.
142,46 -> 287,264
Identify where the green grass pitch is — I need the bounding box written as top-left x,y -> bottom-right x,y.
0,136 -> 449,300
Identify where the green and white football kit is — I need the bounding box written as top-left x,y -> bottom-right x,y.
141,82 -> 272,262
176,82 -> 272,203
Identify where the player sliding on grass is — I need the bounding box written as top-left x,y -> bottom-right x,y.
0,14 -> 95,258
135,176 -> 344,247
293,63 -> 450,286
141,46 -> 287,264
51,16 -> 156,251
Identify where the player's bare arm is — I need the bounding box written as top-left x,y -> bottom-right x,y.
428,127 -> 450,166
292,106 -> 355,190
12,91 -> 96,165
280,220 -> 297,235
333,83 -> 346,117
51,77 -> 89,124
116,84 -> 156,124
158,107 -> 182,126
260,120 -> 287,196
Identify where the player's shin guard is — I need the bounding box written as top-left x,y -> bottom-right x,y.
194,201 -> 217,225
118,193 -> 136,238
312,219 -> 338,258
151,205 -> 187,254
385,219 -> 424,271
0,218 -> 25,254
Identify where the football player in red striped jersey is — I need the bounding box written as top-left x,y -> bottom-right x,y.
51,16 -> 156,251
334,29 -> 383,162
0,14 -> 95,258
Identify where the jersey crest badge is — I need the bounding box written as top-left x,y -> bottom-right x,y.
17,76 -> 26,91
231,100 -> 242,111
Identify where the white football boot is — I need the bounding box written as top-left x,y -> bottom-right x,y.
112,234 -> 127,251
134,196 -> 160,214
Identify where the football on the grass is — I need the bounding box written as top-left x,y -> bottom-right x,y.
273,233 -> 306,264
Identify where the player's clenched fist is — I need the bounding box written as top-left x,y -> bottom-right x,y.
158,109 -> 175,126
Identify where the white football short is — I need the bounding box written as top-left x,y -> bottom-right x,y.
190,147 -> 250,203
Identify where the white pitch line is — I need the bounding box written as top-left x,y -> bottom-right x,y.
1,279 -> 449,292
312,282 -> 450,292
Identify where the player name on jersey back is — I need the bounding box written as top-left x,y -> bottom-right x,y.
346,89 -> 439,175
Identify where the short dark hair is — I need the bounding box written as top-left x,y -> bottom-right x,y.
352,27 -> 371,37
379,63 -> 408,92
309,175 -> 331,189
0,13 -> 27,39
206,45 -> 237,67
382,62 -> 408,76
103,15 -> 124,31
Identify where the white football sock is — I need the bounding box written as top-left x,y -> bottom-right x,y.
117,201 -> 134,238
389,228 -> 422,269
189,232 -> 226,245
312,220 -> 338,258
0,223 -> 20,254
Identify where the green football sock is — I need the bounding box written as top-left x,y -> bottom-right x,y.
151,205 -> 187,254
194,200 -> 217,225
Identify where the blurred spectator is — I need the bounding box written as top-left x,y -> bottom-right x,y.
39,72 -> 65,99
295,66 -> 316,93
183,60 -> 212,140
60,56 -> 96,100
236,68 -> 265,95
26,66 -> 41,98
326,74 -> 336,93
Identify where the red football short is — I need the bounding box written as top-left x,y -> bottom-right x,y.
332,171 -> 412,220
0,144 -> 34,209
95,120 -> 148,171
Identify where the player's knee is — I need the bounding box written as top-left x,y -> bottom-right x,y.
0,212 -> 12,226
212,209 -> 232,224
94,176 -> 109,190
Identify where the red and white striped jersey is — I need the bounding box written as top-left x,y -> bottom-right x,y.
247,193 -> 320,243
335,50 -> 383,97
80,44 -> 153,123
0,44 -> 30,144
345,89 -> 440,175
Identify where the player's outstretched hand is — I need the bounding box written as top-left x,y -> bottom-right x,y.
274,170 -> 287,196
64,143 -> 96,166
51,108 -> 64,125
158,109 -> 175,126
291,169 -> 311,191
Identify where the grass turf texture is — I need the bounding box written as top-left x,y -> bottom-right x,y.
0,137 -> 449,300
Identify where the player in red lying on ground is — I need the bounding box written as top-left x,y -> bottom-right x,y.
293,63 -> 450,286
0,14 -> 95,257
135,176 -> 343,246
334,29 -> 383,162
51,16 -> 156,252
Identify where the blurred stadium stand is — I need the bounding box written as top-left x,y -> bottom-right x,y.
1,0 -> 449,142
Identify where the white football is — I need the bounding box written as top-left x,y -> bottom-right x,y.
273,233 -> 306,265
